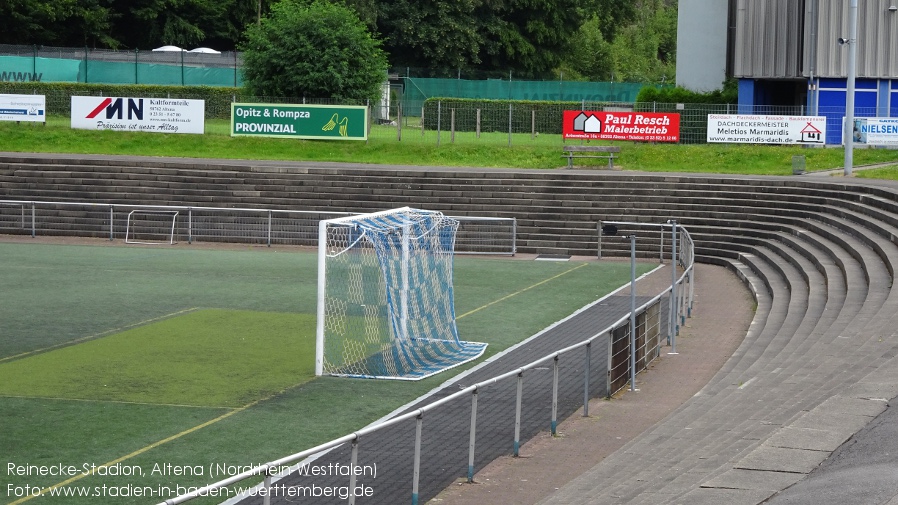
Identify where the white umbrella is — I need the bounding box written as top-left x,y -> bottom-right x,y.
189,47 -> 221,54
152,45 -> 185,52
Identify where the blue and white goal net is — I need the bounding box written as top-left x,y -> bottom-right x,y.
316,207 -> 488,380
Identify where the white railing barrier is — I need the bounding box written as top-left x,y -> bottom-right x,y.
154,222 -> 694,505
0,200 -> 516,256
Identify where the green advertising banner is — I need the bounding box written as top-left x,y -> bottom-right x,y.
231,103 -> 368,140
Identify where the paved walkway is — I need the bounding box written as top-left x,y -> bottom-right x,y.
432,262 -> 753,505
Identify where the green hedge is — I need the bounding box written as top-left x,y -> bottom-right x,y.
0,81 -> 249,119
636,80 -> 737,104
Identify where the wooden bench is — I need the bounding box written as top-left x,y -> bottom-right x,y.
561,145 -> 621,169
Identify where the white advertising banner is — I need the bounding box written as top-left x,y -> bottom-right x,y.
0,94 -> 46,122
707,115 -> 826,145
851,118 -> 898,146
71,96 -> 205,134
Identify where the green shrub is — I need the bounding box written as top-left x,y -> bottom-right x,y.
0,81 -> 248,119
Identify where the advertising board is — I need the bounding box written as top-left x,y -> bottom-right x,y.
851,118 -> 898,146
231,103 -> 368,141
707,115 -> 826,144
562,110 -> 680,142
71,96 -> 205,134
0,94 -> 45,123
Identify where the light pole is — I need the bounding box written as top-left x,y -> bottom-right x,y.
627,234 -> 637,392
667,220 -> 678,354
601,223 -> 638,392
843,0 -> 859,176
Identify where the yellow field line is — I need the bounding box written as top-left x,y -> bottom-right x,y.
457,262 -> 589,319
11,264 -> 587,503
0,308 -> 199,364
8,377 -> 308,505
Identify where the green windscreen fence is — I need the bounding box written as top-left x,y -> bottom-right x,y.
0,54 -> 242,87
402,77 -> 645,114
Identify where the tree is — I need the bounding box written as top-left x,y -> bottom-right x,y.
608,0 -> 677,83
240,0 -> 388,101
560,14 -> 613,81
0,0 -> 116,47
376,0 -> 483,70
476,0 -> 589,78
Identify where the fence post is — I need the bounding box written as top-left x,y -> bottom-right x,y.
348,438 -> 359,505
531,110 -> 536,140
606,330 -> 613,399
597,220 -> 602,259
467,389 -> 478,483
551,356 -> 559,435
267,210 -> 272,247
583,342 -> 591,416
451,108 -> 455,144
476,109 -> 481,138
512,218 -> 517,256
421,106 -> 425,137
188,208 -> 193,244
507,103 -> 513,147
514,371 -> 523,456
436,101 -> 441,146
412,414 -> 423,505
109,205 -> 114,241
31,202 -> 35,238
397,103 -> 402,142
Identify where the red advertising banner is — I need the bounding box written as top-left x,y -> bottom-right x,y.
563,110 -> 680,142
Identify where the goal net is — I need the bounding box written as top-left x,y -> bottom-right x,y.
125,210 -> 179,245
316,207 -> 487,380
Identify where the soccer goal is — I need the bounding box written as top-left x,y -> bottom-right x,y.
316,207 -> 488,380
125,210 -> 179,245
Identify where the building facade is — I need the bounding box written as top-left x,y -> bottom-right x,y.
678,0 -> 898,144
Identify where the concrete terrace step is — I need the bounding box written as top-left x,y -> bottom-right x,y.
6,154 -> 898,505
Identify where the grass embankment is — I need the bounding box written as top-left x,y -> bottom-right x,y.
2,118 -> 897,175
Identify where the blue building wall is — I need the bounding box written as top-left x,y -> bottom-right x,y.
740,77 -> 897,144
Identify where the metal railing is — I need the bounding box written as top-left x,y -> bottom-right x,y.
153,222 -> 695,505
0,200 -> 516,255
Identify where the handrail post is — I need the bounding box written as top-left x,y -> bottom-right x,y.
109,205 -> 114,241
551,356 -> 559,435
583,342 -> 591,416
467,389 -> 478,483
688,267 -> 695,317
513,371 -> 523,457
267,210 -> 272,247
31,202 -> 35,238
262,471 -> 272,505
348,438 -> 359,505
188,207 -> 193,244
597,220 -> 602,259
412,414 -> 423,505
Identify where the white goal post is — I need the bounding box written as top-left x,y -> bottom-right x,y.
315,207 -> 487,380
125,210 -> 179,245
